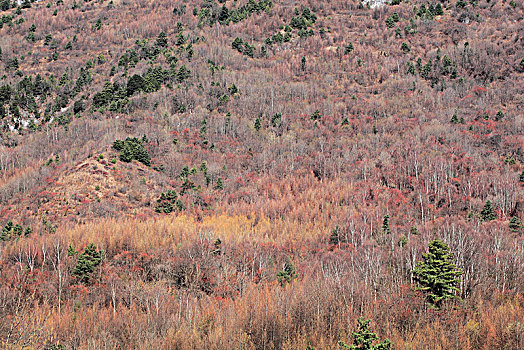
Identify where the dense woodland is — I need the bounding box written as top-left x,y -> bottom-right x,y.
0,0 -> 523,348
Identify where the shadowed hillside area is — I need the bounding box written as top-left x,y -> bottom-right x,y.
0,0 -> 523,348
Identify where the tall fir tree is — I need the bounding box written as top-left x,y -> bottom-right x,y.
277,257 -> 297,286
254,117 -> 261,131
339,317 -> 392,350
412,239 -> 462,307
381,215 -> 391,235
72,243 -> 103,284
480,200 -> 496,221
509,217 -> 522,233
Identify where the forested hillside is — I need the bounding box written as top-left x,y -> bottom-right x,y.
0,0 -> 522,348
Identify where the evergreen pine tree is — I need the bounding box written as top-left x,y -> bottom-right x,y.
398,234 -> 408,247
215,178 -> 224,190
199,161 -> 208,175
126,74 -> 144,96
155,32 -> 168,47
232,37 -> 244,52
329,226 -> 343,245
176,65 -> 191,83
421,60 -> 432,79
277,257 -> 297,286
113,137 -> 151,166
435,3 -> 444,15
406,62 -> 415,75
311,110 -> 322,121
412,239 -> 462,307
271,113 -> 282,127
339,317 -> 392,350
212,238 -> 222,255
218,5 -> 229,24
509,217 -> 522,233
0,221 -> 25,241
72,243 -> 102,284
381,215 -> 391,234
344,42 -> 354,54
67,243 -> 77,257
480,200 -> 496,221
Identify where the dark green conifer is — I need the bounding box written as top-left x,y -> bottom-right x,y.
509,217 -> 522,233
382,215 -> 391,234
480,200 -> 496,221
277,257 -> 297,286
339,317 -> 392,349
72,243 -> 102,284
412,239 -> 462,307
254,117 -> 261,131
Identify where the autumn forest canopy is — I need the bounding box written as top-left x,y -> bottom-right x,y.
0,0 -> 522,348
